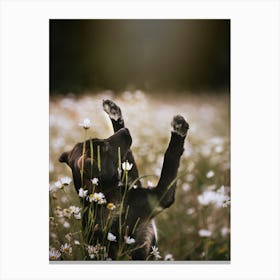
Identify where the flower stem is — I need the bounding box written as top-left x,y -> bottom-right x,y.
80,129 -> 87,187
97,145 -> 101,172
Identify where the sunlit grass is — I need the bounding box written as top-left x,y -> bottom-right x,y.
49,90 -> 230,261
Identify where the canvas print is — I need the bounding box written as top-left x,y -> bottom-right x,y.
49,20 -> 230,261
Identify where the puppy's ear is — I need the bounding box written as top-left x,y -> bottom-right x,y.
59,151 -> 69,163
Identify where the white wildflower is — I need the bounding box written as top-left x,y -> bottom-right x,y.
79,118 -> 91,129
182,183 -> 191,192
61,196 -> 68,203
107,232 -> 117,242
215,145 -> 224,153
74,240 -> 80,245
54,180 -> 62,189
49,217 -> 58,227
87,245 -> 98,259
63,221 -> 71,228
50,232 -> 57,239
223,199 -> 231,208
63,208 -> 72,219
60,176 -> 72,186
49,248 -> 61,260
49,183 -> 58,192
206,170 -> 215,178
198,229 -> 212,237
60,243 -> 72,255
78,188 -> 88,198
198,187 -> 230,208
107,203 -> 116,210
186,174 -> 194,182
186,208 -> 195,215
88,192 -> 106,204
132,184 -> 138,189
124,236 -> 135,244
122,161 -> 133,171
74,212 -> 81,219
91,177 -> 99,185
164,253 -> 174,261
151,246 -> 161,259
220,227 -> 230,237
69,205 -> 81,215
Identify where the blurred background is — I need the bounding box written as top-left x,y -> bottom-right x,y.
50,19 -> 230,94
49,20 -> 230,261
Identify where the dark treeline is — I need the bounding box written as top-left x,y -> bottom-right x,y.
50,20 -> 230,95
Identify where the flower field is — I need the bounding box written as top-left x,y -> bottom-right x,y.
49,90 -> 230,261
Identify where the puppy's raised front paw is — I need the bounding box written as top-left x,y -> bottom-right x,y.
102,99 -> 123,121
171,115 -> 189,137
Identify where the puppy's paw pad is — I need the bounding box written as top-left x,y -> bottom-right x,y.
171,115 -> 189,137
103,99 -> 122,121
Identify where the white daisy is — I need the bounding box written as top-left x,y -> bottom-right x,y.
150,246 -> 161,259
60,176 -> 72,186
91,178 -> 99,185
222,199 -> 231,208
63,208 -> 72,219
87,245 -> 97,259
198,187 -> 230,208
79,118 -> 91,129
220,227 -> 230,237
206,170 -> 215,178
164,253 -> 174,261
107,203 -> 116,210
88,192 -> 106,204
198,229 -> 212,237
63,221 -> 71,228
182,183 -> 191,192
54,180 -> 62,189
60,243 -> 72,255
49,248 -> 61,260
124,236 -> 135,245
107,232 -> 117,242
49,183 -> 58,192
78,188 -> 88,198
69,205 -> 81,215
74,240 -> 80,245
186,208 -> 195,215
74,212 -> 81,219
122,161 -> 133,171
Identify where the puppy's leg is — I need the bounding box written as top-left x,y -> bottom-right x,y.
103,99 -> 125,132
155,115 -> 189,208
103,99 -> 141,187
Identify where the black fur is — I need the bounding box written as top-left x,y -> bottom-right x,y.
59,99 -> 189,260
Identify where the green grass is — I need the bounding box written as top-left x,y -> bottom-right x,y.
49,90 -> 230,261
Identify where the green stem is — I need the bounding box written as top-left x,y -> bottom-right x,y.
90,138 -> 94,178
97,145 -> 101,172
80,129 -> 87,187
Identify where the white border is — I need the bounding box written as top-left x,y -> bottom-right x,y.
0,0 -> 279,279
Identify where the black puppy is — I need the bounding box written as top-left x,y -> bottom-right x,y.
59,99 -> 189,260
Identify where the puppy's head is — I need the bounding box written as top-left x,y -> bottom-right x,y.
59,128 -> 132,193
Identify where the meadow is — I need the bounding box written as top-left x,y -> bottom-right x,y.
49,90 -> 230,261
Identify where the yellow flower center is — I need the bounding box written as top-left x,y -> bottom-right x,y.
107,203 -> 115,210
